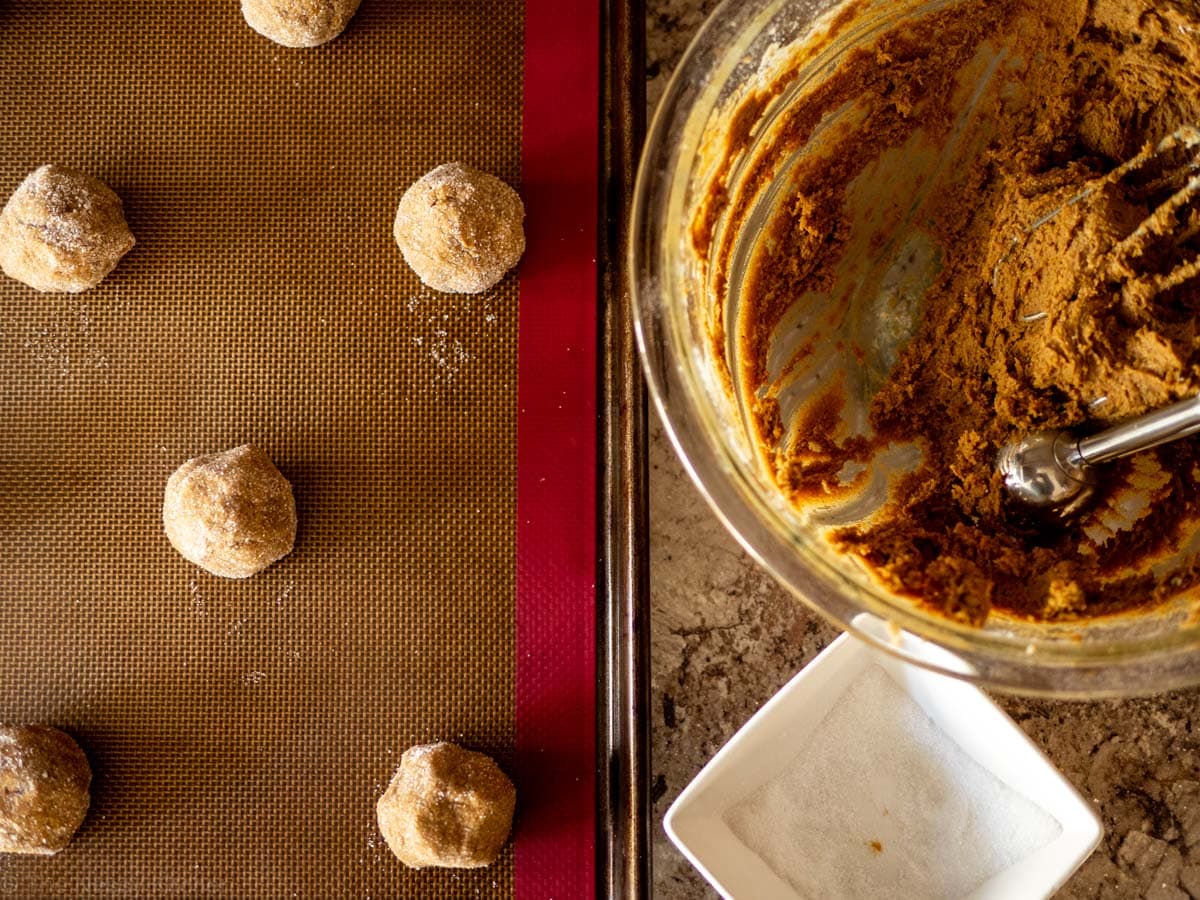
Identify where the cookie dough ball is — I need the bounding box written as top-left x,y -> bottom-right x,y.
0,725 -> 91,856
241,0 -> 361,47
376,742 -> 516,869
163,444 -> 297,579
0,165 -> 135,293
393,163 -> 525,294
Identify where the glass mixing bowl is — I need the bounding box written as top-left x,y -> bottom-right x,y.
630,0 -> 1200,696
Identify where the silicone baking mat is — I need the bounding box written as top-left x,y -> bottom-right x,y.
0,1 -> 600,896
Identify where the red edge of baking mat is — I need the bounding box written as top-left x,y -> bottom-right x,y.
515,0 -> 601,897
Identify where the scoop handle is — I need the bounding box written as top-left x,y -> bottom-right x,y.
1074,394 -> 1200,466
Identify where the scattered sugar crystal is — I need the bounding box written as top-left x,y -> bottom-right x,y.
725,665 -> 1063,899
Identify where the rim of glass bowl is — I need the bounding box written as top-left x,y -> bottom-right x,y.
629,0 -> 1200,697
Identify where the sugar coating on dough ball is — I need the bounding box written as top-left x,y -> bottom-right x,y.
0,725 -> 91,856
0,165 -> 135,293
163,444 -> 297,579
242,0 -> 361,47
393,163 -> 525,294
376,742 -> 516,869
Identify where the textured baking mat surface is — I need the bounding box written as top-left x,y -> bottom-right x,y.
0,1 -> 522,895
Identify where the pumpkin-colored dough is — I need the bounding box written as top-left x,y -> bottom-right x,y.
0,165 -> 134,293
163,444 -> 297,579
376,742 -> 516,869
0,725 -> 91,856
241,0 -> 361,48
393,163 -> 525,294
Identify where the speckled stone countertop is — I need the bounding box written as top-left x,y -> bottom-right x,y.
645,3 -> 1200,898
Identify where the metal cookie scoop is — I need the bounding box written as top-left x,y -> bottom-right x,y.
998,394 -> 1200,519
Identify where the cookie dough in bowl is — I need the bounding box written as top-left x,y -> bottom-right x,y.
631,0 -> 1200,693
706,0 -> 1200,626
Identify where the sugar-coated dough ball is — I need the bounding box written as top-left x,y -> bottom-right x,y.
0,725 -> 91,856
163,444 -> 297,579
393,163 -> 525,294
376,742 -> 516,869
241,0 -> 361,47
0,165 -> 135,293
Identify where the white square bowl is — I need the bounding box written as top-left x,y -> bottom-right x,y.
663,626 -> 1103,900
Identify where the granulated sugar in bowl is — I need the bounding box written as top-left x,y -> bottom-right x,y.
664,628 -> 1103,899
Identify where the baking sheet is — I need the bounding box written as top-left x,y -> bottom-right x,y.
0,1 -> 523,895
597,0 -> 651,894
